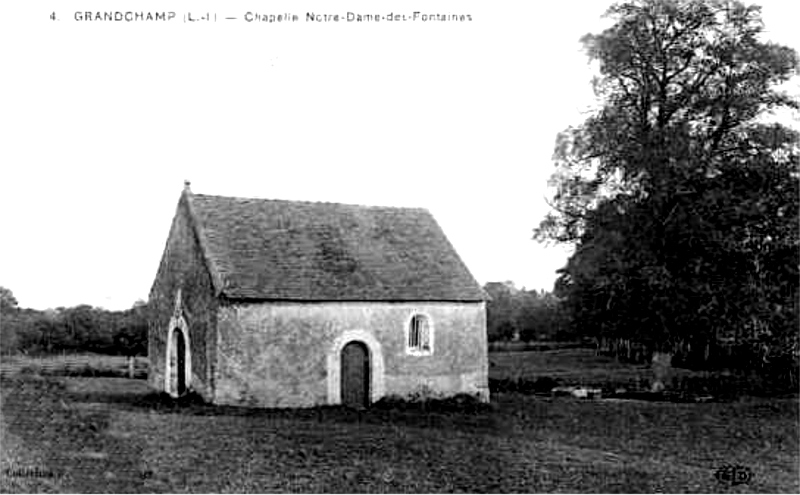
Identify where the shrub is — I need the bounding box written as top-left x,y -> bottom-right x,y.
372,393 -> 490,413
18,365 -> 41,375
488,376 -> 561,395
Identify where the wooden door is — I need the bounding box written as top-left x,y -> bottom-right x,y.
341,341 -> 369,408
175,330 -> 186,396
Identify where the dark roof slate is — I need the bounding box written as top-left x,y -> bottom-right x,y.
184,192 -> 486,302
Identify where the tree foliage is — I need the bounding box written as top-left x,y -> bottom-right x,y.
483,282 -> 569,342
0,286 -> 18,314
0,287 -> 148,356
536,0 -> 799,373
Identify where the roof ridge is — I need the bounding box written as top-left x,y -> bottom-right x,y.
191,193 -> 429,212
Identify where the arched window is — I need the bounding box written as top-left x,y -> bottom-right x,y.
407,314 -> 433,355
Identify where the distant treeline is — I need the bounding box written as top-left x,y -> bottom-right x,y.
483,282 -> 571,343
0,287 -> 146,356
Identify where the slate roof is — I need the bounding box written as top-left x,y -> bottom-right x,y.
183,191 -> 486,302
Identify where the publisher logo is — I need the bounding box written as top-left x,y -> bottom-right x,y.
714,464 -> 753,486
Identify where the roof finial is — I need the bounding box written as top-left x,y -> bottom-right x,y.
183,180 -> 192,193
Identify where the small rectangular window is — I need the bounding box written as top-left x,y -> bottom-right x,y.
407,314 -> 432,355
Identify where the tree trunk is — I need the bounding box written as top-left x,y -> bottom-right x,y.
651,352 -> 673,392
128,356 -> 135,379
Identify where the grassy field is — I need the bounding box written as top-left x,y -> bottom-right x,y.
488,348 -> 788,398
489,348 -> 650,384
1,351 -> 798,493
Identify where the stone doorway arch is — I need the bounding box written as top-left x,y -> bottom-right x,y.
327,329 -> 384,406
341,341 -> 370,408
165,317 -> 191,397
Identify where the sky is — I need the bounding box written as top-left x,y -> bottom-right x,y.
1,0 -> 798,311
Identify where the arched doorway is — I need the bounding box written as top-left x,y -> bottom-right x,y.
174,329 -> 187,396
326,329 -> 384,405
341,341 -> 370,408
166,324 -> 191,398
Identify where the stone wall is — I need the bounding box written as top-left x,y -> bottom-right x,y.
214,301 -> 488,407
147,194 -> 218,400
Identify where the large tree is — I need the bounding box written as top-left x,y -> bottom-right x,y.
536,0 -> 799,368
